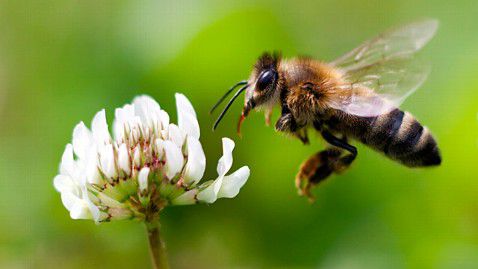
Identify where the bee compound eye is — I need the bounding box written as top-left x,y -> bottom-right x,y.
256,70 -> 277,91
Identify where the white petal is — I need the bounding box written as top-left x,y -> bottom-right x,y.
91,109 -> 111,145
89,205 -> 101,222
59,144 -> 75,176
116,104 -> 135,122
182,136 -> 206,186
99,144 -> 117,179
175,93 -> 197,117
69,199 -> 93,220
72,122 -> 93,159
60,192 -> 79,212
160,129 -> 168,140
82,187 -> 101,221
175,93 -> 200,139
144,143 -> 153,164
86,165 -> 101,185
138,167 -> 150,192
113,104 -> 135,141
155,138 -> 165,160
54,175 -> 75,193
85,147 -> 102,185
117,143 -> 131,175
59,144 -> 85,185
133,146 -> 141,168
180,112 -> 200,139
168,124 -> 186,148
139,122 -> 152,141
133,95 -> 161,128
159,110 -> 170,131
171,189 -> 198,205
217,138 -> 235,176
129,119 -> 142,142
197,177 -> 223,204
217,166 -> 250,199
163,140 -> 184,179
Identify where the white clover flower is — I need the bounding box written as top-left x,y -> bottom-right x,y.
53,94 -> 250,222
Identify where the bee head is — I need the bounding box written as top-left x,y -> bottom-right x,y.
211,52 -> 281,135
242,52 -> 281,118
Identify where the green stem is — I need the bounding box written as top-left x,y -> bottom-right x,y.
146,221 -> 170,269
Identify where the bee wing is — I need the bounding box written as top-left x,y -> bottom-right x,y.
331,19 -> 438,72
328,19 -> 438,117
329,58 -> 431,117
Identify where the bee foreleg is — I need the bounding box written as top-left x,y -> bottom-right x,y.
265,108 -> 273,126
275,106 -> 298,133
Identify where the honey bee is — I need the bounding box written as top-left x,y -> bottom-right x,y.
211,19 -> 441,199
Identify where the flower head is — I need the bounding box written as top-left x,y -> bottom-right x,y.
53,94 -> 250,222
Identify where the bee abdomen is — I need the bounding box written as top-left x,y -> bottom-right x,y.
367,110 -> 441,167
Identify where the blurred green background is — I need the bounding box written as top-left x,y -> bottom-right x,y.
1,0 -> 478,268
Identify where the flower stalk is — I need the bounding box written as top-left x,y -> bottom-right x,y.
146,220 -> 169,269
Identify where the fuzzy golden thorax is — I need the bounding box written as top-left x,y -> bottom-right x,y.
244,53 -> 346,128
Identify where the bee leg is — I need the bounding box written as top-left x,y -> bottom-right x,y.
275,108 -> 298,133
296,128 -> 309,145
321,130 -> 357,173
295,148 -> 342,201
295,131 -> 357,201
265,108 -> 273,126
276,111 -> 309,144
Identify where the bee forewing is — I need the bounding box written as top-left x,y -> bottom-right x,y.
331,19 -> 438,72
328,19 -> 437,117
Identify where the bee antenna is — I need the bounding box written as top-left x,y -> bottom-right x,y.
210,80 -> 248,114
212,84 -> 249,131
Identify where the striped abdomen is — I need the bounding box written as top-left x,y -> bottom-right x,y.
324,108 -> 441,167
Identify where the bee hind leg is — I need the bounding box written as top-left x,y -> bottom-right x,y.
295,130 -> 357,201
321,130 -> 357,171
295,148 -> 343,201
